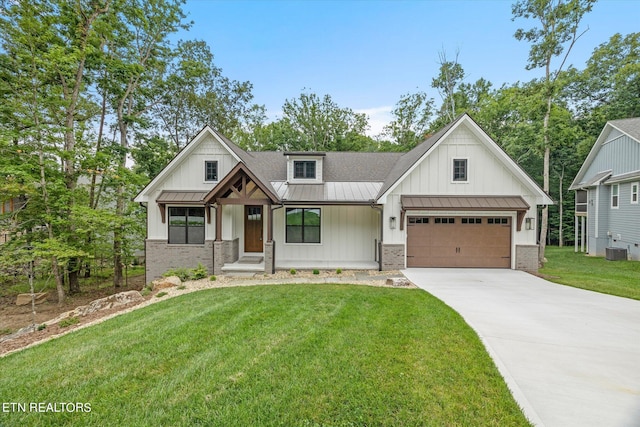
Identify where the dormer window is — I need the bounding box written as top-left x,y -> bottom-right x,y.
286,152 -> 324,183
294,160 -> 316,179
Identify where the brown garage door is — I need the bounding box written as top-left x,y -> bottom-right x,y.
406,216 -> 511,268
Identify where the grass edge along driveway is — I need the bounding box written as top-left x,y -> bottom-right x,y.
0,284 -> 530,426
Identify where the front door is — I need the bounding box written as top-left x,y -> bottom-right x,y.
244,206 -> 263,252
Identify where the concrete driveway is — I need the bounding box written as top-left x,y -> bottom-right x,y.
402,268 -> 640,427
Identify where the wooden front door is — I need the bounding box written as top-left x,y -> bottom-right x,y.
244,206 -> 263,252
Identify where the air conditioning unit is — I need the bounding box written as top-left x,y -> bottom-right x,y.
605,247 -> 627,261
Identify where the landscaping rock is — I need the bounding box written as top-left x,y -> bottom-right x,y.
45,290 -> 144,325
15,292 -> 48,306
386,277 -> 411,287
152,276 -> 181,290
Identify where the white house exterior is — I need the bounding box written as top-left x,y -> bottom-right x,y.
134,114 -> 553,280
570,117 -> 640,260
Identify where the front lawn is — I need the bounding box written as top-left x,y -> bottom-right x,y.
0,284 -> 530,426
541,246 -> 640,300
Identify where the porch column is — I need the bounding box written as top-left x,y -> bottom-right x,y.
575,216 -> 578,253
215,204 -> 222,241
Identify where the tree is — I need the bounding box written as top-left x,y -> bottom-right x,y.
280,92 -> 369,151
432,50 -> 465,122
382,91 -> 435,150
100,0 -> 189,287
512,0 -> 595,265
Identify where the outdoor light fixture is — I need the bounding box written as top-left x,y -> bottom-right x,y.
389,216 -> 397,229
525,218 -> 534,230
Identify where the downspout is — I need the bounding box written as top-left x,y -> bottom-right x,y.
370,202 -> 383,271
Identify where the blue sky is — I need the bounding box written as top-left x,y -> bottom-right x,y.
181,0 -> 640,134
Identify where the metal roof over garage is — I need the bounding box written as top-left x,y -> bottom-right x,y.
401,195 -> 530,210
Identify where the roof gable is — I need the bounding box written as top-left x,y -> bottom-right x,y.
134,126 -> 244,203
376,113 -> 552,204
570,117 -> 640,190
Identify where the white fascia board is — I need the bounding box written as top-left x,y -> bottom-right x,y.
376,117 -> 463,203
133,126 -> 242,203
570,123 -> 612,191
464,118 -> 554,205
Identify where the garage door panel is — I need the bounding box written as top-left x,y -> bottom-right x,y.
406,217 -> 511,268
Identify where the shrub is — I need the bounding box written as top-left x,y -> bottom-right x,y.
37,324 -> 46,331
0,328 -> 12,336
290,269 -> 296,275
156,291 -> 168,298
59,317 -> 79,328
163,263 -> 209,281
336,268 -> 342,274
141,288 -> 151,297
313,269 -> 320,275
209,275 -> 217,281
191,263 -> 208,280
163,268 -> 191,282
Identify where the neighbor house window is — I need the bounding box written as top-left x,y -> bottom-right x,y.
453,159 -> 467,182
204,161 -> 218,182
611,184 -> 619,208
286,208 -> 320,243
631,182 -> 639,204
293,161 -> 316,179
168,207 -> 205,244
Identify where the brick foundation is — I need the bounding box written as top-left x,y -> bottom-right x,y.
381,243 -> 405,270
145,239 -> 214,282
516,245 -> 539,272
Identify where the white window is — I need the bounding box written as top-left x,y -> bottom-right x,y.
631,182 -> 639,204
204,161 -> 218,182
611,184 -> 619,208
453,158 -> 468,182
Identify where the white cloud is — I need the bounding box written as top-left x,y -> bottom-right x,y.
355,106 -> 393,138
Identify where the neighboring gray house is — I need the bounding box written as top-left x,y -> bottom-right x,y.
135,114 -> 552,281
570,117 -> 640,260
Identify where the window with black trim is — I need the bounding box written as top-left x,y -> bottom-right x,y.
462,218 -> 482,224
168,207 -> 205,244
204,161 -> 218,182
488,217 -> 509,224
453,159 -> 467,182
293,161 -> 316,179
434,217 -> 455,224
611,184 -> 619,208
286,208 -> 320,243
631,182 -> 638,204
408,217 -> 429,224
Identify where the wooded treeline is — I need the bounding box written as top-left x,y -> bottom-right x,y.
1,0 -> 638,301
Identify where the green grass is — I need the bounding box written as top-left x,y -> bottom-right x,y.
541,246 -> 640,300
0,284 -> 530,426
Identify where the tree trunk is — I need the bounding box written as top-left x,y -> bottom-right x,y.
113,121 -> 128,288
558,166 -> 564,247
538,93 -> 552,266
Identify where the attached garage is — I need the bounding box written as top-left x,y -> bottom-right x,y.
407,216 -> 511,268
401,196 -> 530,269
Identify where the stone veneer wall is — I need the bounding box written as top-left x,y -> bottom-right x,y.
146,239 -> 214,282
224,238 -> 239,264
264,241 -> 275,274
516,245 -> 539,272
381,243 -> 405,270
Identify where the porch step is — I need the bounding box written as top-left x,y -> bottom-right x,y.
237,256 -> 264,264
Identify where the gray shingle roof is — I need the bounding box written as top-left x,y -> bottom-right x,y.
609,117 -> 640,142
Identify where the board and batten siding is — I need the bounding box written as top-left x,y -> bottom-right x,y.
383,125 -> 539,248
583,130 -> 640,179
606,182 -> 640,260
146,133 -> 239,240
273,205 -> 379,266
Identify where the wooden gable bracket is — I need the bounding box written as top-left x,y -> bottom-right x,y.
159,203 -> 166,223
516,209 -> 526,232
